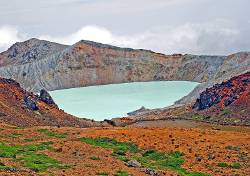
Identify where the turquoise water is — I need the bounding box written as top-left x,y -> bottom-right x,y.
50,81 -> 199,121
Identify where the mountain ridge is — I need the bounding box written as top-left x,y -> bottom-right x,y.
0,38 -> 227,92
0,38 -> 249,112
0,38 -> 249,126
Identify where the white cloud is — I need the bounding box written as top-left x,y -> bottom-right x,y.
133,19 -> 241,55
39,25 -> 139,47
0,20 -> 248,55
39,20 -> 243,55
0,26 -> 26,52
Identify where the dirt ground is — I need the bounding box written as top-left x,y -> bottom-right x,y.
0,121 -> 249,176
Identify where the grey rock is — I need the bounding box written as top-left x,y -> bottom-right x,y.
145,168 -> 159,176
208,153 -> 215,160
126,160 -> 141,167
39,89 -> 56,106
127,106 -> 149,116
24,96 -> 38,111
196,156 -> 203,162
0,38 -> 229,93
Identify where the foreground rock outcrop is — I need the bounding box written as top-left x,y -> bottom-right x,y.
193,72 -> 250,110
0,77 -> 106,127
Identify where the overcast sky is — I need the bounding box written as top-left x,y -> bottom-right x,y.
0,0 -> 249,55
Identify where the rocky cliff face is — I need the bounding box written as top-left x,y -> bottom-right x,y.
177,52 -> 250,104
193,72 -> 250,110
0,77 -> 106,127
188,71 -> 250,126
0,39 -> 226,92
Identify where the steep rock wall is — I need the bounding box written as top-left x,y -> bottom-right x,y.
0,40 -> 226,93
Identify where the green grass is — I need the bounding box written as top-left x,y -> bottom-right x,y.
80,137 -> 210,176
37,129 -> 68,138
24,142 -> 54,152
24,138 -> 36,142
0,164 -> 16,171
0,142 -> 66,172
115,155 -> 129,162
225,145 -> 240,151
80,137 -> 139,154
217,162 -> 241,169
238,151 -> 248,160
114,170 -> 129,176
217,162 -> 229,168
0,142 -> 20,158
134,150 -> 209,176
0,162 -> 10,170
231,162 -> 241,169
8,133 -> 23,138
134,150 -> 184,169
21,152 -> 64,172
89,156 -> 100,160
230,163 -> 241,169
191,114 -> 204,120
221,108 -> 231,115
0,165 -> 8,170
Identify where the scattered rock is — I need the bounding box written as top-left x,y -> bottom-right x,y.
145,168 -> 159,176
126,160 -> 141,167
55,147 -> 63,152
5,168 -> 17,172
72,150 -> 80,157
0,112 -> 6,117
196,156 -> 203,162
208,153 -> 215,160
24,96 -> 38,111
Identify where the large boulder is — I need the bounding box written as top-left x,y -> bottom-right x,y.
24,96 -> 38,111
39,89 -> 56,106
126,160 -> 141,167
